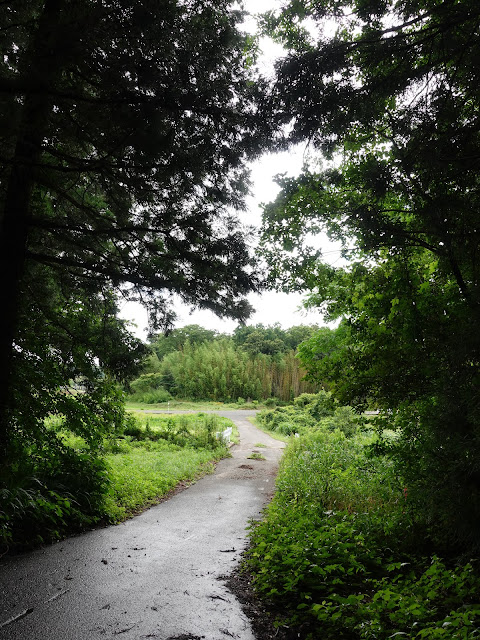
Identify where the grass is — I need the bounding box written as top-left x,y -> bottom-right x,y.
247,451 -> 266,460
104,448 -> 223,520
249,416 -> 291,443
130,410 -> 234,430
125,399 -> 264,412
1,411 -> 234,550
129,411 -> 239,445
102,411 -> 233,521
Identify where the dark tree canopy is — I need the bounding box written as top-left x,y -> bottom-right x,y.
0,1 -> 271,466
1,0 -> 268,323
260,0 -> 480,548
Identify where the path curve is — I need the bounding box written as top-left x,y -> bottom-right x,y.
0,411 -> 285,640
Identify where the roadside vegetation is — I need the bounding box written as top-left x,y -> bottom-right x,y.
0,412 -> 231,551
1,321 -> 318,553
4,4 -> 480,637
245,394 -> 480,639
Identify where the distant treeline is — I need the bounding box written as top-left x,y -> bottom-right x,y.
128,324 -> 320,403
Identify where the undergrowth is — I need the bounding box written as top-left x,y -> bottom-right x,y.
257,390 -> 365,437
245,397 -> 480,639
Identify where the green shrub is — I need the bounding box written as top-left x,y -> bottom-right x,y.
105,448 -> 220,517
258,405 -> 315,433
119,412 -> 229,451
128,388 -> 172,404
1,411 -> 230,550
126,373 -> 173,403
0,444 -> 109,549
318,405 -> 364,437
129,372 -> 167,393
257,392 -> 363,438
294,390 -> 336,418
293,392 -> 318,408
245,430 -> 480,638
264,397 -> 278,407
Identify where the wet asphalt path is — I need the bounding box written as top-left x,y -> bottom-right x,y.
0,411 -> 285,640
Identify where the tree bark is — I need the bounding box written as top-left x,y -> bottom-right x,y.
0,0 -> 65,462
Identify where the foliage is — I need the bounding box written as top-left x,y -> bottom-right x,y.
0,0 -> 270,541
257,391 -> 364,437
131,332 -> 318,402
232,323 -> 318,356
0,287 -> 145,548
247,451 -> 266,460
0,437 -> 110,549
128,389 -> 173,405
296,323 -> 360,398
260,0 -> 480,550
1,0 -> 268,346
246,431 -> 480,639
149,325 -> 225,361
119,412 -> 230,451
128,373 -> 172,404
105,450 -> 220,519
126,399 -> 254,412
102,412 -> 230,519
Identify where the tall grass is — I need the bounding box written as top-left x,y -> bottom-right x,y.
103,412 -> 231,519
105,448 -> 222,519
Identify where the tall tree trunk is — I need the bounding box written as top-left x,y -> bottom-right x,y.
0,0 -> 64,462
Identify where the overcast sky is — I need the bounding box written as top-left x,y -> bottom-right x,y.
119,1 -> 342,339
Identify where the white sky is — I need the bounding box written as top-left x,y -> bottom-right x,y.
119,1 -> 343,340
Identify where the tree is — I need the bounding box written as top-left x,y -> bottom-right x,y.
0,0 -> 271,460
260,0 -> 480,548
296,323 -> 352,395
149,325 -> 223,361
232,323 -> 318,355
155,336 -> 317,402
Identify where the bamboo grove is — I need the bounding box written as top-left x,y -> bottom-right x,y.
128,325 -> 320,403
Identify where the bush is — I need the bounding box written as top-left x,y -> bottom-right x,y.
264,397 -> 278,408
318,405 -> 364,437
129,372 -> 166,393
128,388 -> 172,404
257,392 -> 363,438
0,410 -> 230,550
118,412 -> 229,452
0,444 -> 109,549
105,448 -> 220,517
245,430 -> 480,639
126,373 -> 172,404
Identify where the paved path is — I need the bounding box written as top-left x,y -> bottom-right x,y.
0,411 -> 285,640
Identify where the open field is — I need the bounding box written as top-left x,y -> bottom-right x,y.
125,399 -> 263,412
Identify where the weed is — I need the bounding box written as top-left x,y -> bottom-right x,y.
247,452 -> 266,460
1,411 -> 232,549
104,449 -> 220,518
